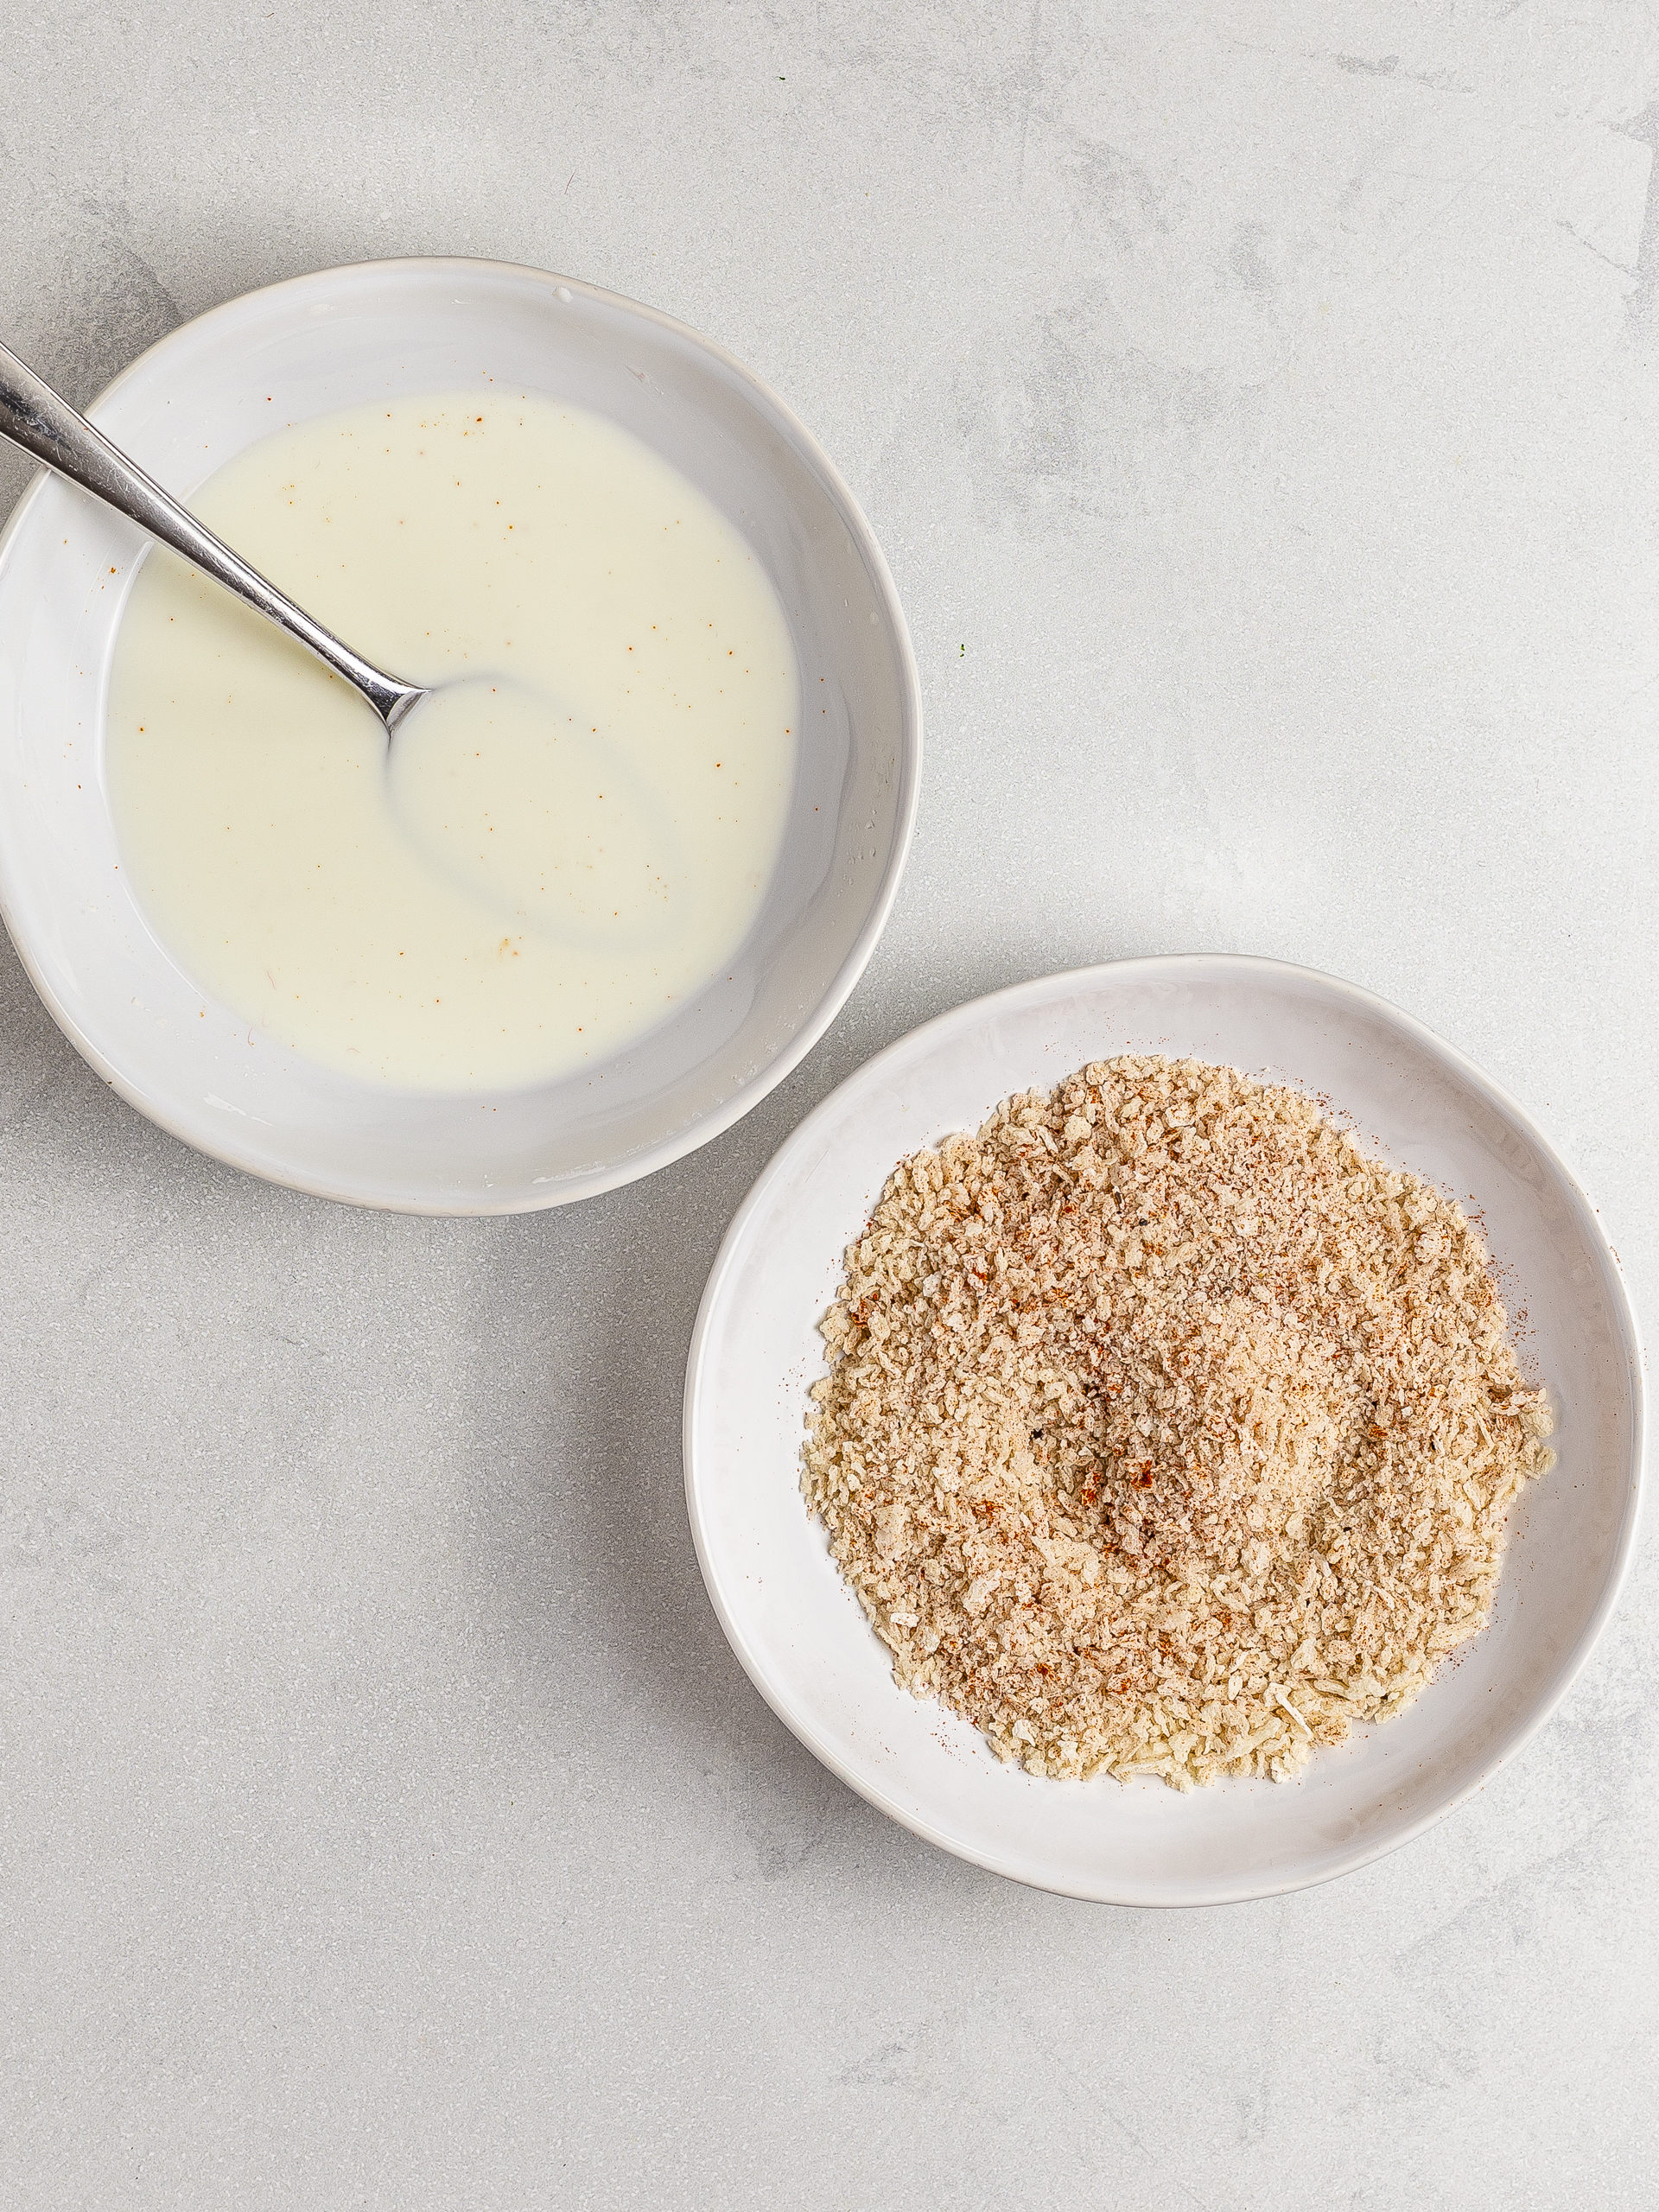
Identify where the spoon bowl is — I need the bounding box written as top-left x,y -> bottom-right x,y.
385,673 -> 690,954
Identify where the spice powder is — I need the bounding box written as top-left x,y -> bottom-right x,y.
802,1056 -> 1555,1789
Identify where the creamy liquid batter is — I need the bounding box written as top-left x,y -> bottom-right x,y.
105,392 -> 798,1089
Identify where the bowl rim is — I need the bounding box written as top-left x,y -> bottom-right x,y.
682,951 -> 1648,1905
0,255 -> 925,1213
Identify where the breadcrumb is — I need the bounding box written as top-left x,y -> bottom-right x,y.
802,1056 -> 1554,1788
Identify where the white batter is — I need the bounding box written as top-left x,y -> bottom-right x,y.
105,392 -> 798,1090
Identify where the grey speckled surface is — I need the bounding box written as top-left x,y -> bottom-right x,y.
2,4 -> 1656,2207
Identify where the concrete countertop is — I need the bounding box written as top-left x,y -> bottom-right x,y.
2,4 -> 1654,2205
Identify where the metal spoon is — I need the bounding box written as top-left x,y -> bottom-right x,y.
0,339 -> 681,948
0,338 -> 425,735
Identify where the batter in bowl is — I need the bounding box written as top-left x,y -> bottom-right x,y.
105,391 -> 798,1090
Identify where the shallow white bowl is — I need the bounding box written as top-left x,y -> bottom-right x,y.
0,259 -> 921,1211
683,956 -> 1644,1905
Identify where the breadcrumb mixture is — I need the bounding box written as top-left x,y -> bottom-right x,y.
802,1057 -> 1554,1788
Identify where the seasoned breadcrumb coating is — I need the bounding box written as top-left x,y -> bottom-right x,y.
803,1057 -> 1554,1789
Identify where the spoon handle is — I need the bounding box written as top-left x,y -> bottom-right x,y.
0,339 -> 422,729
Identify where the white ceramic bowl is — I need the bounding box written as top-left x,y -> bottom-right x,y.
0,260 -> 921,1211
683,956 -> 1645,1905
